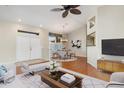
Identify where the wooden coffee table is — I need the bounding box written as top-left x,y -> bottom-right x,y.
39,70 -> 82,88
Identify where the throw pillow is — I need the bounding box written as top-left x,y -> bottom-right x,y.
0,65 -> 7,77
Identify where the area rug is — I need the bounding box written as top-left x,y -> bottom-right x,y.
0,74 -> 50,88
0,72 -> 108,88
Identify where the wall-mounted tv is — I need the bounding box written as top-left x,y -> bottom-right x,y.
102,39 -> 124,56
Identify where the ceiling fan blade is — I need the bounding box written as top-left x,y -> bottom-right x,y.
62,5 -> 71,10
62,5 -> 68,7
51,8 -> 64,12
62,10 -> 69,18
70,5 -> 80,8
70,9 -> 81,15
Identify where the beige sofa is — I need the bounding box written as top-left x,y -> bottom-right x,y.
17,59 -> 49,75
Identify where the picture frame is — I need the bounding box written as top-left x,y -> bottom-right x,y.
88,16 -> 95,29
87,32 -> 96,46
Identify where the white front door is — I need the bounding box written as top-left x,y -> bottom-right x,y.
30,37 -> 41,59
16,33 -> 41,62
16,36 -> 30,61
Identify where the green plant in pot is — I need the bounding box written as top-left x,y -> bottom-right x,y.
49,61 -> 58,76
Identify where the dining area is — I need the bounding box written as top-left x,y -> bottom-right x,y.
51,48 -> 77,62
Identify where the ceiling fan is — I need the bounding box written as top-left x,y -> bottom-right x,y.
51,5 -> 81,18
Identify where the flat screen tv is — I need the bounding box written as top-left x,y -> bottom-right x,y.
102,39 -> 124,56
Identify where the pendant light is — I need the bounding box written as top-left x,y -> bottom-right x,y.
61,24 -> 68,42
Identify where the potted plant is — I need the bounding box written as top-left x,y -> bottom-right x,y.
49,61 -> 58,76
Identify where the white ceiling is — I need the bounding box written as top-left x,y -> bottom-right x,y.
0,5 -> 99,33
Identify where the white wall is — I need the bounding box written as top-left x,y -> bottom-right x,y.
87,6 -> 124,68
98,6 -> 124,61
0,20 -> 49,64
67,27 -> 87,57
40,28 -> 49,60
67,6 -> 99,59
86,6 -> 98,67
0,21 -> 17,64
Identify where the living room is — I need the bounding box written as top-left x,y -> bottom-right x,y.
0,5 -> 124,89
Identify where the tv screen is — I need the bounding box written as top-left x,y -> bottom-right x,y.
102,39 -> 124,56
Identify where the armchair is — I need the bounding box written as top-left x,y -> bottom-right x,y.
0,64 -> 15,84
106,72 -> 124,88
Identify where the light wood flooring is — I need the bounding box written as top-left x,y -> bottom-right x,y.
62,57 -> 111,81
16,57 -> 111,81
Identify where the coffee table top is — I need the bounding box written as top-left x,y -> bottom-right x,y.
39,70 -> 82,88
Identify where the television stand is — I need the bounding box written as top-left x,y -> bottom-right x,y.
97,59 -> 124,72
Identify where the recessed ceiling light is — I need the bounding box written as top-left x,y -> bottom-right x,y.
18,18 -> 22,22
40,24 -> 43,27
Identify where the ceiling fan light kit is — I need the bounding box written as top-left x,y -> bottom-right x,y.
51,5 -> 81,18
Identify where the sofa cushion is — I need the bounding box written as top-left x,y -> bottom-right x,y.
0,65 -> 7,77
82,77 -> 107,88
29,62 -> 49,72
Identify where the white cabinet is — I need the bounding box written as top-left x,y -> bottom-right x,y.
16,35 -> 41,62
